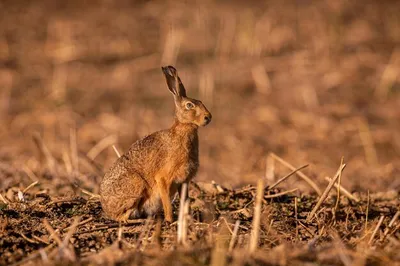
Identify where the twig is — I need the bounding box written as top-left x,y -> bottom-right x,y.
332,231 -> 352,266
43,219 -> 63,246
228,220 -> 240,252
153,219 -> 162,248
383,211 -> 400,238
23,181 -> 39,194
117,222 -> 123,242
81,189 -> 100,199
212,180 -> 225,193
365,190 -> 370,230
0,192 -> 9,204
178,182 -> 188,245
136,218 -> 153,250
269,153 -> 321,195
87,135 -> 117,160
357,117 -> 378,166
32,234 -> 50,245
251,63 -> 271,94
77,219 -> 147,235
265,155 -> 275,182
63,217 -> 93,232
39,248 -> 49,263
294,197 -> 299,240
182,200 -> 190,245
32,133 -> 57,174
334,157 -> 344,213
249,179 -> 264,253
298,221 -> 314,237
375,48 -> 400,100
220,217 -> 234,235
368,215 -> 385,245
22,165 -> 39,182
70,128 -> 79,174
306,163 -> 346,222
60,217 -> 80,260
20,232 -> 39,244
264,188 -> 298,199
268,164 -> 309,190
62,149 -> 73,175
43,218 -> 76,261
324,176 -> 359,202
112,145 -> 121,158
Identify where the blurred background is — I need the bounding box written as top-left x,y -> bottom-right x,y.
0,0 -> 400,195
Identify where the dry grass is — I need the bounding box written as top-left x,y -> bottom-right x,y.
0,0 -> 400,265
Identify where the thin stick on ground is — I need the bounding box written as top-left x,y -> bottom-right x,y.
368,215 -> 385,245
22,165 -> 39,182
0,193 -> 9,204
23,181 -> 39,194
77,219 -> 147,235
383,211 -> 400,238
334,157 -> 344,212
268,164 -> 309,190
324,176 -> 360,202
81,189 -> 100,199
264,188 -> 298,199
181,199 -> 190,245
178,182 -> 188,245
365,190 -> 370,230
229,220 -> 240,252
117,223 -> 123,242
63,217 -> 93,232
306,162 -> 346,222
70,128 -> 79,173
112,145 -> 121,158
357,117 -> 378,166
32,133 -> 57,174
43,219 -> 63,246
153,219 -> 162,248
265,155 -> 275,182
43,219 -> 76,261
294,197 -> 299,240
249,179 -> 264,253
136,218 -> 154,251
269,153 -> 322,195
61,217 -> 80,254
87,135 -> 117,160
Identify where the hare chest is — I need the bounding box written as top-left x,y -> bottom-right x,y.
162,150 -> 198,184
168,136 -> 199,184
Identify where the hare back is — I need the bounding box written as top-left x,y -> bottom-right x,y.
124,127 -> 199,185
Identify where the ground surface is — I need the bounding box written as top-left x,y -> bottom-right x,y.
0,0 -> 399,265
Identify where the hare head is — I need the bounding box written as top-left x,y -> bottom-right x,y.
162,66 -> 212,127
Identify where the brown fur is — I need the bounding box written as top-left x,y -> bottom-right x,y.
100,66 -> 212,222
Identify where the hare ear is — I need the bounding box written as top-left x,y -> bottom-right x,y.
161,66 -> 187,98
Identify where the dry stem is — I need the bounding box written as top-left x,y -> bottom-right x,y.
269,153 -> 321,195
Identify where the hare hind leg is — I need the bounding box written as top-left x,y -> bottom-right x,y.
101,173 -> 147,222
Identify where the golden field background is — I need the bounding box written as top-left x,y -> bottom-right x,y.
1,0 -> 400,194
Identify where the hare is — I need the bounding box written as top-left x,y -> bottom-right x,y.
100,66 -> 212,222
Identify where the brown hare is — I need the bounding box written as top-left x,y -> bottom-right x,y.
100,66 -> 212,222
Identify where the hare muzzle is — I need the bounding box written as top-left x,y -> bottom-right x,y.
202,113 -> 212,126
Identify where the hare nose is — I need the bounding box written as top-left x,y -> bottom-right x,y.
204,114 -> 212,123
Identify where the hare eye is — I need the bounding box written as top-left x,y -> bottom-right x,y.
185,102 -> 194,110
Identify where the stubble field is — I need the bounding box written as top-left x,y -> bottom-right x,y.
0,0 -> 399,265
